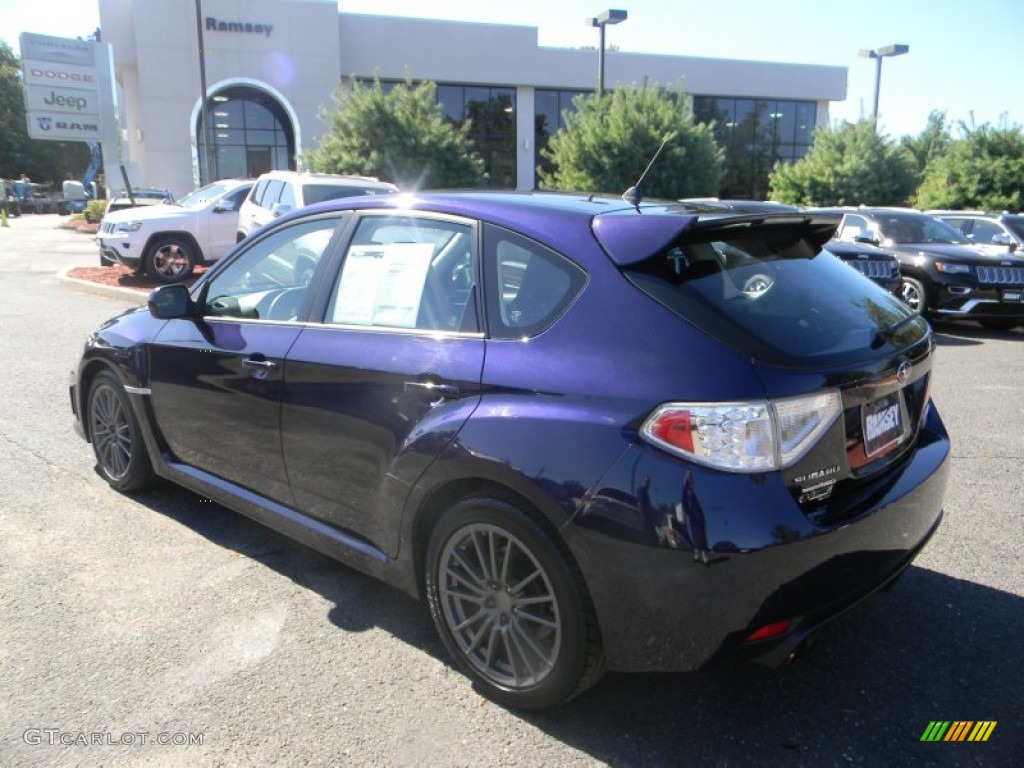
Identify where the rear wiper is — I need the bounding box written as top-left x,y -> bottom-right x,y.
873,313 -> 919,347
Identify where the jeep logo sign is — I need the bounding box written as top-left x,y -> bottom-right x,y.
27,87 -> 98,115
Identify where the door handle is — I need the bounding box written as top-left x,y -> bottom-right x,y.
242,357 -> 277,380
404,381 -> 460,398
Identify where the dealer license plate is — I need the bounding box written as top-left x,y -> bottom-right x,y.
1002,291 -> 1022,302
862,391 -> 904,457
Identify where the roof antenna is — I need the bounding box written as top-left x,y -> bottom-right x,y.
622,132 -> 675,207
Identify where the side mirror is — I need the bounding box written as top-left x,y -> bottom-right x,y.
148,284 -> 192,319
991,232 -> 1013,247
853,232 -> 880,246
270,202 -> 293,219
213,199 -> 235,213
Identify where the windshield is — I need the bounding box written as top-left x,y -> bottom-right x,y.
623,223 -> 929,368
177,182 -> 234,209
874,213 -> 969,245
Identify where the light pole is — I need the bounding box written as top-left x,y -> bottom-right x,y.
858,44 -> 909,129
587,9 -> 627,96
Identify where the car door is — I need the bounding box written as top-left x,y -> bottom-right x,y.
147,214 -> 345,502
280,212 -> 485,556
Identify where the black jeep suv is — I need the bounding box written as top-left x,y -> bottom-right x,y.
816,208 -> 1024,330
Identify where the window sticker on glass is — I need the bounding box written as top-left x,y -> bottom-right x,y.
333,242 -> 435,328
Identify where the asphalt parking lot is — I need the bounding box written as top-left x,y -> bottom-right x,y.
0,214 -> 1021,766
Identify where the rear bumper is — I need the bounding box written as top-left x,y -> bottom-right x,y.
564,402 -> 950,673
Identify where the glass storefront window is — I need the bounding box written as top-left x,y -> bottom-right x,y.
692,95 -> 816,199
197,86 -> 295,182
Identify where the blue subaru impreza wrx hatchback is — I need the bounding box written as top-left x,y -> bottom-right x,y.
72,192 -> 949,709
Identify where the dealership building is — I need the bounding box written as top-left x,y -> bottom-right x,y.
98,0 -> 847,197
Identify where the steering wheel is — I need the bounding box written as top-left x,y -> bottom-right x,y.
265,287 -> 306,322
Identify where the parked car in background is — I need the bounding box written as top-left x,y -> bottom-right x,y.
679,201 -> 901,293
928,211 -> 1024,255
815,207 -> 1024,329
236,171 -> 398,240
820,240 -> 901,294
73,191 -> 950,709
97,179 -> 253,282
103,187 -> 175,217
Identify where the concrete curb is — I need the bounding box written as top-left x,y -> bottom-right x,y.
57,267 -> 150,302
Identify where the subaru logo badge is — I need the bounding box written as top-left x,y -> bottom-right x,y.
896,360 -> 911,385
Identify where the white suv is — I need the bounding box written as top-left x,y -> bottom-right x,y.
98,179 -> 253,283
236,171 -> 398,240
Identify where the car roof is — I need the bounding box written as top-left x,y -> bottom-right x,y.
256,170 -> 394,186
287,190 -> 836,267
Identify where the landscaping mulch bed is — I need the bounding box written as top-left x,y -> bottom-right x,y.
67,263 -> 207,292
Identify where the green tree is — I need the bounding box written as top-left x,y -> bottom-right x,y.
304,76 -> 485,189
916,124 -> 1024,212
0,40 -> 32,180
539,84 -> 722,198
900,110 -> 951,187
769,119 -> 916,206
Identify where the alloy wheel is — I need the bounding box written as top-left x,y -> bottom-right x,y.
437,522 -> 562,689
90,383 -> 133,481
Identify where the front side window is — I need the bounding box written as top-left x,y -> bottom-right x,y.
327,215 -> 477,333
202,216 -> 341,322
874,213 -> 968,245
967,219 -> 1002,244
259,180 -> 285,210
221,185 -> 251,211
836,214 -> 870,241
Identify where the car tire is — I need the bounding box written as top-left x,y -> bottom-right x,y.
899,277 -> 928,314
87,370 -> 158,492
425,496 -> 604,709
146,236 -> 196,284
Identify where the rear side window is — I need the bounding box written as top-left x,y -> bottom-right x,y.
483,224 -> 586,339
302,184 -> 391,206
624,223 -> 927,368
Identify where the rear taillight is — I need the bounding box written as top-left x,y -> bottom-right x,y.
640,391 -> 841,473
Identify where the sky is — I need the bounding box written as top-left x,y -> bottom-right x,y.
0,0 -> 1018,139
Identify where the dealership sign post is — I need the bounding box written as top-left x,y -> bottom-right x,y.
19,32 -> 121,196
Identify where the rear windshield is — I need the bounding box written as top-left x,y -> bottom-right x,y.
302,184 -> 391,206
623,223 -> 929,368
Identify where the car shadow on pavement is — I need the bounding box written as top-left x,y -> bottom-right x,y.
932,321 -> 1023,346
129,482 -> 445,656
523,565 -> 1023,765
127,483 -> 1022,765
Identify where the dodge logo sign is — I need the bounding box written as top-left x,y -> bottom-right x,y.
37,116 -> 52,131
